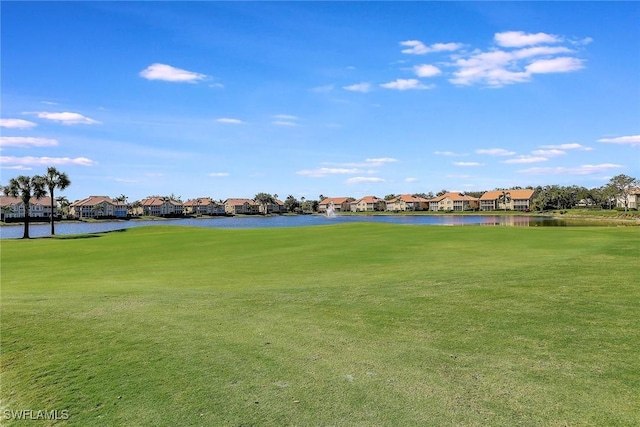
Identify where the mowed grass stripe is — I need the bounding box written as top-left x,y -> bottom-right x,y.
1,224 -> 638,426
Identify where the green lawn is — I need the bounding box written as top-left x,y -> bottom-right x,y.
1,224 -> 638,426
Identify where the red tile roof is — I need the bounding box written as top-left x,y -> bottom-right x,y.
429,192 -> 478,202
70,196 -> 115,207
225,198 -> 258,206
184,197 -> 216,207
0,195 -> 53,206
319,197 -> 353,206
140,197 -> 182,206
391,194 -> 429,203
479,189 -> 535,200
352,195 -> 383,204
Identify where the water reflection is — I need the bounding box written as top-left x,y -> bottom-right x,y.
0,214 -> 621,239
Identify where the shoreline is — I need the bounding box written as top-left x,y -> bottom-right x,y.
1,210 -> 638,227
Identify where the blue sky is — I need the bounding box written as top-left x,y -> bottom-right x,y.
1,1 -> 638,202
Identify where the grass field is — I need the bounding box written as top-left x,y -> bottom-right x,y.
1,224 -> 638,426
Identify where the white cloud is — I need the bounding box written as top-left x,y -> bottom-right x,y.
502,155 -> 548,164
34,111 -> 100,125
518,163 -> 622,175
532,149 -> 566,156
0,137 -> 58,148
216,118 -> 244,124
454,162 -> 483,166
434,151 -> 467,157
405,177 -> 418,182
297,157 -> 396,177
365,157 -> 398,165
450,43 -> 585,87
0,118 -> 37,129
494,31 -> 562,47
272,121 -> 297,127
343,82 -> 372,93
540,143 -> 593,151
526,57 -> 584,74
274,114 -> 298,120
414,64 -> 442,78
449,50 -> 528,86
139,63 -> 207,83
476,148 -> 516,156
380,79 -> 433,90
597,135 -> 640,146
344,177 -> 386,184
2,165 -> 33,171
400,40 -> 463,55
1,156 -> 97,166
512,46 -> 574,60
296,167 -> 359,177
207,172 -> 230,177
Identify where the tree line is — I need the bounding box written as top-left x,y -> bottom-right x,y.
3,168 -> 71,239
2,170 -> 638,239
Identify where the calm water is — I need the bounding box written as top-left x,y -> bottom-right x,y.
0,214 -> 616,239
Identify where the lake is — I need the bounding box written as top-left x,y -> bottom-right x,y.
0,214 -> 616,239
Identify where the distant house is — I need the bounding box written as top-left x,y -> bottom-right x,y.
428,192 -> 479,212
137,197 -> 184,216
183,198 -> 225,216
350,196 -> 386,212
224,198 -> 260,215
318,197 -> 354,213
479,189 -> 536,211
386,194 -> 430,211
0,196 -> 53,220
616,187 -> 640,210
70,196 -> 127,218
259,198 -> 286,214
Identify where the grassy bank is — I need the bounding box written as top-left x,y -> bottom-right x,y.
1,224 -> 638,426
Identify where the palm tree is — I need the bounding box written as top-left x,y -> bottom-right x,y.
3,175 -> 47,239
43,167 -> 71,235
498,190 -> 511,212
1,205 -> 14,222
254,192 -> 275,215
91,205 -> 105,218
56,196 -> 70,218
114,194 -> 128,217
130,200 -> 142,217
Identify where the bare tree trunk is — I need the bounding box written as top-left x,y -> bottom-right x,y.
50,190 -> 56,235
23,209 -> 30,239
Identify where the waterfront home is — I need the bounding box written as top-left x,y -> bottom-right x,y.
318,197 -> 355,213
350,196 -> 386,212
137,197 -> 184,216
616,187 -> 640,210
183,198 -> 225,215
479,189 -> 536,211
386,194 -> 430,211
428,193 -> 479,212
224,198 -> 260,215
0,196 -> 53,220
70,196 -> 127,218
258,198 -> 286,214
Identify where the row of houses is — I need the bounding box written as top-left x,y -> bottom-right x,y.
3,188 -> 639,221
0,196 -> 54,220
65,190 -> 538,218
66,196 -> 286,218
319,190 -> 538,213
